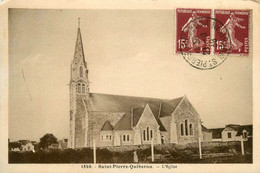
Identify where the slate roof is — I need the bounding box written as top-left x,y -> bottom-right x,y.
159,98 -> 183,117
225,124 -> 241,131
87,93 -> 184,131
201,125 -> 211,132
210,128 -> 224,139
113,113 -> 132,130
159,116 -> 172,132
236,125 -> 253,136
133,107 -> 145,126
101,120 -> 114,131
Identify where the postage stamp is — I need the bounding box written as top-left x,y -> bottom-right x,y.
214,10 -> 250,55
176,8 -> 212,54
176,8 -> 231,70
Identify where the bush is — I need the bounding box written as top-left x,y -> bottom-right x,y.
9,141 -> 251,163
9,148 -> 93,163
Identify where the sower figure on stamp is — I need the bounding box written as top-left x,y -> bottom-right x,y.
220,12 -> 246,52
182,11 -> 208,51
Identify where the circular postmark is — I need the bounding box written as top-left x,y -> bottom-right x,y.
180,17 -> 231,70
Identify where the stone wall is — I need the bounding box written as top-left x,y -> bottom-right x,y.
74,94 -> 87,148
87,112 -> 124,147
68,82 -> 77,148
203,131 -> 213,142
173,97 -> 200,144
161,131 -> 170,144
99,130 -> 114,147
114,130 -> 134,146
136,104 -> 161,144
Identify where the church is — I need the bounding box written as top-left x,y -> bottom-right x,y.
68,21 -> 210,148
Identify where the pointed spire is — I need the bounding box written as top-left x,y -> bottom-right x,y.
73,18 -> 87,68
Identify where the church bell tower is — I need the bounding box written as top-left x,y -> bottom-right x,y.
68,18 -> 89,148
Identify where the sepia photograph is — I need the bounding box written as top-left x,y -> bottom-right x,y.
8,8 -> 253,164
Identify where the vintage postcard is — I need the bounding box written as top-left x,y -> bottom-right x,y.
0,0 -> 260,173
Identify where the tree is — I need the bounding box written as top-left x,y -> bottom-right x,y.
39,133 -> 58,149
9,141 -> 21,150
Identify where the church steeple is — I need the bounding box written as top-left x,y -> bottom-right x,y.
71,18 -> 89,82
73,18 -> 87,68
69,19 -> 90,148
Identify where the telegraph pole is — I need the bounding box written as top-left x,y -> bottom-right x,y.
151,138 -> 154,162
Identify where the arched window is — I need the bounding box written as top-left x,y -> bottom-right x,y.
123,135 -> 126,141
181,124 -> 184,136
80,66 -> 83,77
189,124 -> 193,135
147,127 -> 150,141
82,84 -> 85,94
78,83 -> 81,93
185,119 -> 188,136
143,127 -> 153,141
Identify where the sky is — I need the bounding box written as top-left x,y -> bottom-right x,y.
8,9 -> 252,142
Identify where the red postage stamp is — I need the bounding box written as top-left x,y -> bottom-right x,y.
176,8 -> 212,54
214,10 -> 250,55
